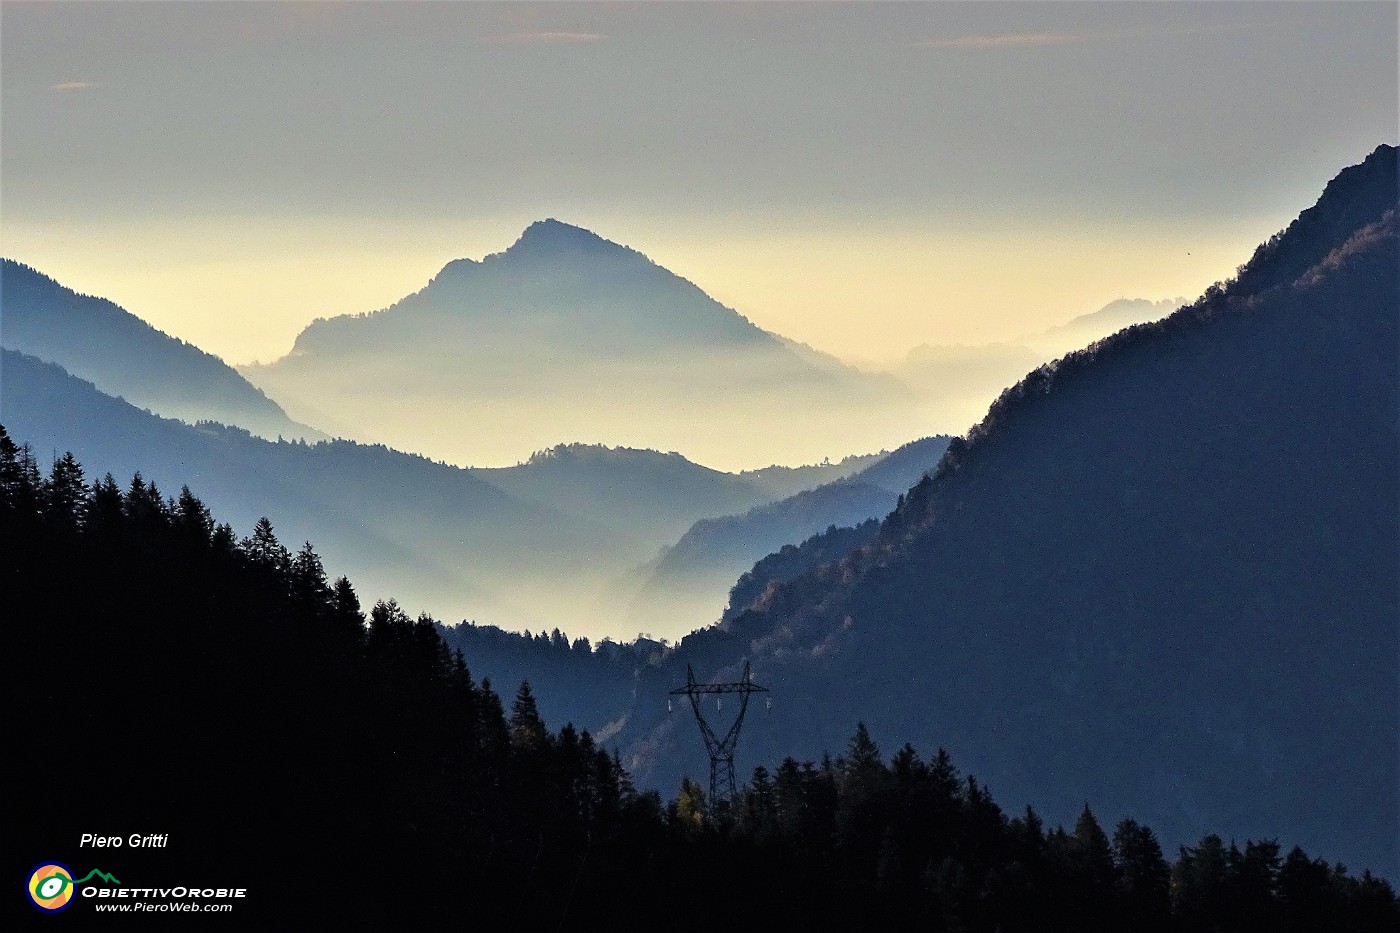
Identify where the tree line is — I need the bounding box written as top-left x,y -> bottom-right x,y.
4,426 -> 1393,929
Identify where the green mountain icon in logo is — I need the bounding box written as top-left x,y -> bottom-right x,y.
70,869 -> 121,885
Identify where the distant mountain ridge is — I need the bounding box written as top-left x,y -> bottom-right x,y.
737,450 -> 887,499
289,218 -> 776,357
240,219 -> 914,469
468,442 -> 775,545
1037,297 -> 1185,349
896,296 -> 1188,436
0,259 -> 320,442
4,349 -> 842,637
624,435 -> 954,634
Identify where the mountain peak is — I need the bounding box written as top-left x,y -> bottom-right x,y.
507,218 -> 620,257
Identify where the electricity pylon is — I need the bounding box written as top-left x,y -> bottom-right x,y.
670,661 -> 769,808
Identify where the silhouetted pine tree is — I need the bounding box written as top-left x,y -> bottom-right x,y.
6,427 -> 1395,930
1114,817 -> 1171,929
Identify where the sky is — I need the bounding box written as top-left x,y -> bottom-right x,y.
2,1 -> 1396,367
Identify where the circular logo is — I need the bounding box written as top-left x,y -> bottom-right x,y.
27,862 -> 76,913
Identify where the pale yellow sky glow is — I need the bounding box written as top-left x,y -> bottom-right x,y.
2,209 -> 1280,369
1,2 -> 1393,372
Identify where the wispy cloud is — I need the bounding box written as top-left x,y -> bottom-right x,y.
486,31 -> 605,45
917,32 -> 1087,51
918,21 -> 1261,52
50,81 -> 101,92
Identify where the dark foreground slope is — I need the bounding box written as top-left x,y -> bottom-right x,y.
620,145 -> 1400,880
7,430 -> 1393,930
0,437 -> 650,927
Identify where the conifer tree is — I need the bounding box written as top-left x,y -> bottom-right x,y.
173,486 -> 214,548
211,522 -> 237,555
743,764 -> 776,837
509,681 -> 548,752
476,678 -> 510,763
330,576 -> 365,639
890,742 -> 927,784
368,599 -> 410,654
1113,818 -> 1170,927
0,425 -> 23,511
124,473 -> 167,527
7,441 -> 43,515
774,757 -> 806,838
1072,804 -> 1115,884
242,516 -> 291,575
289,541 -> 331,612
1173,834 -> 1231,927
87,473 -> 124,535
42,452 -> 88,529
844,721 -> 884,779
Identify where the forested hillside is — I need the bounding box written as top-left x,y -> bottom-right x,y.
616,145 -> 1400,880
626,435 -> 953,632
6,428 -> 1392,928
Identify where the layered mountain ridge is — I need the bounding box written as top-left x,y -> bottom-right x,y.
2,350 -> 824,637
623,434 -> 955,634
0,260 -> 320,442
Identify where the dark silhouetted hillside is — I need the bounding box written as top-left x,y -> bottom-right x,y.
9,427 -> 1391,927
614,144 -> 1400,881
722,518 -> 883,624
437,622 -> 666,739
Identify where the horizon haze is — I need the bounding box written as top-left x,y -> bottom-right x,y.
3,1 -> 1393,384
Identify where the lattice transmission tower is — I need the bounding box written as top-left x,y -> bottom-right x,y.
670,661 -> 769,807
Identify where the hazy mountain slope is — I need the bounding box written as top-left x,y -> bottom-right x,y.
2,347 -> 582,610
651,482 -> 896,589
616,145 -> 1399,879
2,349 -> 698,633
626,435 -> 954,635
469,443 -> 774,544
5,276 -> 856,636
897,298 -> 1186,435
738,450 -> 888,499
0,260 -> 320,441
623,482 -> 895,637
1034,297 -> 1185,354
845,434 -> 956,493
241,219 -> 913,468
